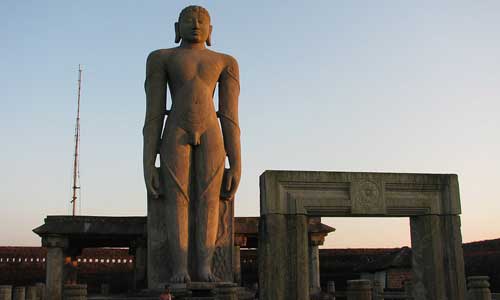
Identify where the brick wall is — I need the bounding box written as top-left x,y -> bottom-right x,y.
386,268 -> 412,290
0,247 -> 47,286
3,241 -> 499,293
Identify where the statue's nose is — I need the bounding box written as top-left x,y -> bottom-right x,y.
192,19 -> 200,28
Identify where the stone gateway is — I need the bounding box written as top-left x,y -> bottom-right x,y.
258,170 -> 467,300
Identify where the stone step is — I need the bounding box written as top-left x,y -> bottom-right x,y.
89,297 -> 157,300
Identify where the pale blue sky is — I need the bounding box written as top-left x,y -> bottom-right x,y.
1,1 -> 499,247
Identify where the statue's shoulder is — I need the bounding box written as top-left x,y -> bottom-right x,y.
206,49 -> 238,67
146,48 -> 176,65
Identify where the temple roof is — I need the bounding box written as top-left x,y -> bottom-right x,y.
33,215 -> 335,249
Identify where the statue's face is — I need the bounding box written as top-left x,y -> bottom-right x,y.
178,10 -> 211,44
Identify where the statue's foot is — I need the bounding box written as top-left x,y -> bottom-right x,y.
198,269 -> 218,282
169,271 -> 191,283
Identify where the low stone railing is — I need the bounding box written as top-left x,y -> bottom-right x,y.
326,280 -> 412,300
63,284 -> 87,300
375,292 -> 412,299
0,283 -> 46,300
329,290 -> 412,299
324,276 -> 499,300
328,279 -> 412,300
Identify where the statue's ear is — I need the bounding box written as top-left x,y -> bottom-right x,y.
206,25 -> 213,46
174,22 -> 181,43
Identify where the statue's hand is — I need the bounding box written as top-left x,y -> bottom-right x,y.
221,167 -> 241,201
144,166 -> 162,199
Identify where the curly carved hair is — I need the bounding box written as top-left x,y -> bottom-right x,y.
178,5 -> 211,22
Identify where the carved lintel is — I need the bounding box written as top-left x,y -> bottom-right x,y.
42,235 -> 68,249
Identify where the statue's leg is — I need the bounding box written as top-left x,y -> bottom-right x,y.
193,124 -> 225,282
160,125 -> 192,283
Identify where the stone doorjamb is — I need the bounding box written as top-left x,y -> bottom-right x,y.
42,235 -> 68,300
258,170 -> 466,300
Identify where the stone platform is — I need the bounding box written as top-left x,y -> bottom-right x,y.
88,282 -> 241,300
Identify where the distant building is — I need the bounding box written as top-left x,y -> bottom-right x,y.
357,246 -> 412,290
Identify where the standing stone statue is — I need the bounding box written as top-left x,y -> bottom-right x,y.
143,5 -> 241,284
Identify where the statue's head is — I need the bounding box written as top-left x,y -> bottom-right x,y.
175,5 -> 212,46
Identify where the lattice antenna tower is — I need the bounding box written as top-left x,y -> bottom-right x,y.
71,65 -> 82,216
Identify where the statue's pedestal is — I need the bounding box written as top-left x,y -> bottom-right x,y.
187,282 -> 216,300
169,282 -> 237,300
215,283 -> 238,300
147,195 -> 235,288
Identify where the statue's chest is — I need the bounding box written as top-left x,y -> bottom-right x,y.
169,54 -> 221,84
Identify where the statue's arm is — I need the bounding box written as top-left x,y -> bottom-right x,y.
218,56 -> 241,199
143,50 -> 167,197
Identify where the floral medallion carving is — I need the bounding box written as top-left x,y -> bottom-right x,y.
351,179 -> 386,214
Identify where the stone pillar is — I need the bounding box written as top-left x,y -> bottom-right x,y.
308,236 -> 323,294
372,280 -> 383,300
12,287 -> 25,300
131,237 -> 147,291
346,280 -> 371,300
410,215 -> 466,300
233,235 -> 247,286
63,284 -> 87,300
42,235 -> 68,300
467,276 -> 492,300
233,245 -> 241,285
35,283 -> 46,300
259,214 -> 309,300
26,286 -> 37,300
0,286 -> 12,300
327,281 -> 336,300
100,284 -> 110,296
403,280 -> 413,298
